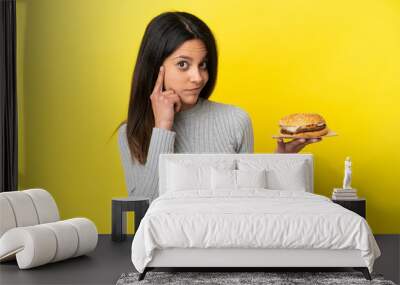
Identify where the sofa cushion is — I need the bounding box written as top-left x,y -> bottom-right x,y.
0,189 -> 59,238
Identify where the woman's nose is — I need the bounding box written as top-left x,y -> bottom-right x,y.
189,68 -> 203,84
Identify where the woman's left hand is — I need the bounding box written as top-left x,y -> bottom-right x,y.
275,138 -> 322,153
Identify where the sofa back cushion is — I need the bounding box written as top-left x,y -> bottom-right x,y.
0,189 -> 59,238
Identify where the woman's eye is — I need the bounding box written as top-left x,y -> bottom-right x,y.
177,61 -> 189,69
200,61 -> 208,69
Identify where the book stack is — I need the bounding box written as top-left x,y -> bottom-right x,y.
332,188 -> 358,200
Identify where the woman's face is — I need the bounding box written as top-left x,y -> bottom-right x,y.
162,39 -> 209,108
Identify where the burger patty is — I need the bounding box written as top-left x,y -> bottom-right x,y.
281,124 -> 326,135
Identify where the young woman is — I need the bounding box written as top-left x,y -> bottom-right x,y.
118,11 -> 320,201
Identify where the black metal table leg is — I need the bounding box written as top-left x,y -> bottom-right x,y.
111,197 -> 150,242
112,201 -> 126,241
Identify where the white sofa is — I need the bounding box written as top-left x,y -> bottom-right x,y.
0,189 -> 98,269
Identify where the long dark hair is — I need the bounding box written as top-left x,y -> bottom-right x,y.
117,12 -> 218,164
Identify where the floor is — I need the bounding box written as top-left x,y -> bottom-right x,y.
0,235 -> 399,285
0,235 -> 135,285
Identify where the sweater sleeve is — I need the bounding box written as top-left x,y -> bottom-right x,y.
118,124 -> 175,200
233,108 -> 254,153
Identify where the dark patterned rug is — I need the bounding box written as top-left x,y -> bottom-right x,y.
116,271 -> 396,285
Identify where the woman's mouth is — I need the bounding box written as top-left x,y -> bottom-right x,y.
185,87 -> 202,92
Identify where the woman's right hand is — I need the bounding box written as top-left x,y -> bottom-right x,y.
150,66 -> 182,130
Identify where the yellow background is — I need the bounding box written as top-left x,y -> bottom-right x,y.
16,0 -> 400,234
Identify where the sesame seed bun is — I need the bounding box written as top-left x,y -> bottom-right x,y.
279,113 -> 325,127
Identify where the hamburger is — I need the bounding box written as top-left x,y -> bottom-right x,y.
279,113 -> 329,138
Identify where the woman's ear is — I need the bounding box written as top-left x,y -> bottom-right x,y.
161,65 -> 166,91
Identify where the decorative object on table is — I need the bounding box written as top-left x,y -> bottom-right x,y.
0,189 -> 98,269
116,271 -> 394,285
332,156 -> 359,200
343,156 -> 352,189
272,113 -> 337,139
332,198 -> 366,219
112,197 -> 150,242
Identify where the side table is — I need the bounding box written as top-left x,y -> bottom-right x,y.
112,196 -> 150,242
332,198 -> 366,219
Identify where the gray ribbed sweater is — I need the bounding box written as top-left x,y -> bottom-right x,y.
118,97 -> 254,201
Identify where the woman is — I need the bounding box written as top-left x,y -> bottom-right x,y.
118,11 -> 320,201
